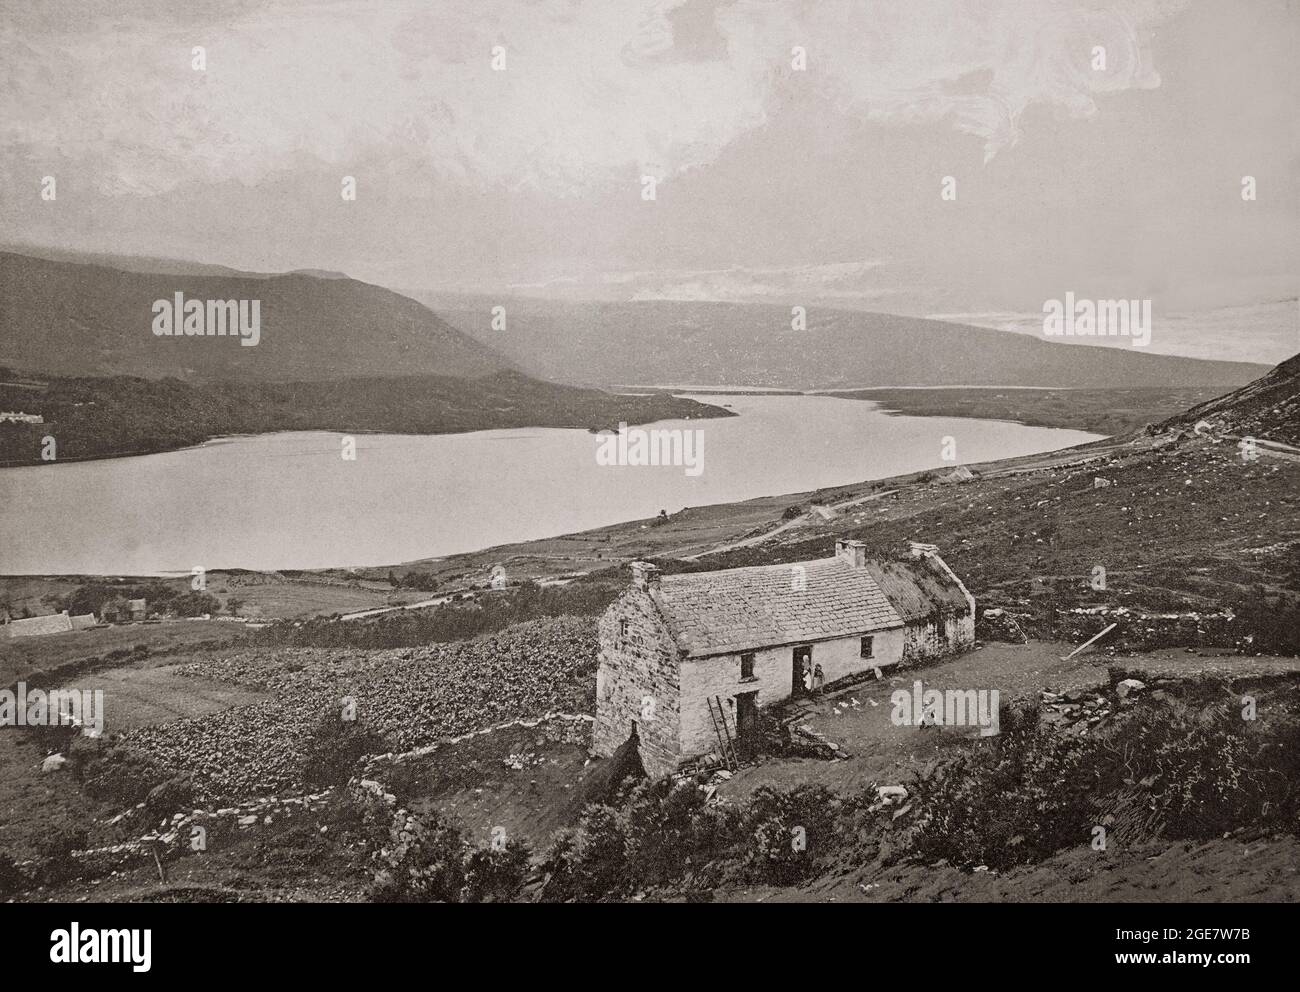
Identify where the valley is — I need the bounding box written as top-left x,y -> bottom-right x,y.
2,355 -> 1297,903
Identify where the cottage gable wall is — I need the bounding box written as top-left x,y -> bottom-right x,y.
901,611 -> 976,665
593,586 -> 681,779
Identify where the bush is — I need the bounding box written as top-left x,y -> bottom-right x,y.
300,710 -> 391,788
142,774 -> 195,823
69,736 -> 174,811
170,591 -> 221,617
903,686 -> 1300,870
540,806 -> 628,902
740,785 -> 842,885
33,823 -> 89,885
461,840 -> 532,903
540,779 -> 849,900
370,814 -> 472,903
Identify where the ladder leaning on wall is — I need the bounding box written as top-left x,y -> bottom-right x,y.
706,695 -> 740,772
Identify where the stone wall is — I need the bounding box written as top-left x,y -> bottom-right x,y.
678,627 -> 906,759
593,587 -> 682,779
900,610 -> 976,665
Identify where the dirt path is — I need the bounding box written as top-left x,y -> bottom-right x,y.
681,489 -> 900,559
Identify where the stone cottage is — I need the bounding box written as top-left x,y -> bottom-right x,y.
594,540 -> 975,778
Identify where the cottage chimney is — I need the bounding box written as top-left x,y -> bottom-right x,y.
836,539 -> 867,567
630,561 -> 661,591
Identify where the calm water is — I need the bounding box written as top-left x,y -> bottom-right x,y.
0,395 -> 1101,574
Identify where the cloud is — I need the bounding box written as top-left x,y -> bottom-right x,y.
0,0 -> 1184,195
503,259 -> 899,304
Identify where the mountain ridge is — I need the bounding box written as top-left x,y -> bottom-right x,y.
0,251 -> 510,382
428,296 -> 1270,390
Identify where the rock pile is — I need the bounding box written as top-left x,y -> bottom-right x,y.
1037,682 -> 1140,734
977,608 -> 1028,644
1034,691 -> 1118,738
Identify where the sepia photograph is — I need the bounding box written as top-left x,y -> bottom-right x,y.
0,0 -> 1296,971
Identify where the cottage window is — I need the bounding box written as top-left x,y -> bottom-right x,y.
618,618 -> 629,646
740,652 -> 756,681
860,635 -> 874,659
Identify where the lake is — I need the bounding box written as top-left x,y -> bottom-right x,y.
0,394 -> 1102,574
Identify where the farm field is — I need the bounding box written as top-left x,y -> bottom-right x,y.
0,618 -> 244,687
0,572 -> 432,627
115,616 -> 597,803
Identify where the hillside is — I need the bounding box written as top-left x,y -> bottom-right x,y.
0,251 -> 735,464
1163,352 -> 1300,445
0,251 -> 509,382
430,297 -> 1269,390
0,370 -> 728,467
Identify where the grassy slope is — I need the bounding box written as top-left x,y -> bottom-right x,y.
1164,352 -> 1300,445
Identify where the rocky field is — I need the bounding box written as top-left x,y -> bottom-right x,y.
118,617 -> 598,802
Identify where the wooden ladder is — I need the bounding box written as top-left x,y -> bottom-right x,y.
706,695 -> 740,772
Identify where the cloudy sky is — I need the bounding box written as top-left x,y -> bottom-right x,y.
1,0 -> 1296,357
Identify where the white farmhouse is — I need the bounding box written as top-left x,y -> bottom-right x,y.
594,539 -> 975,778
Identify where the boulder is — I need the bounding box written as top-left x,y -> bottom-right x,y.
41,753 -> 68,773
1116,678 -> 1147,699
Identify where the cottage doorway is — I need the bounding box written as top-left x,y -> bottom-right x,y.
734,691 -> 759,755
792,645 -> 813,696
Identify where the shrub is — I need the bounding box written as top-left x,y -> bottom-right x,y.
300,710 -> 391,788
541,805 -> 629,902
170,591 -> 221,617
740,784 -> 842,884
33,823 -> 89,885
903,686 -> 1300,870
69,736 -> 173,811
461,840 -> 532,903
370,814 -> 472,903
540,779 -> 850,900
142,774 -> 195,823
